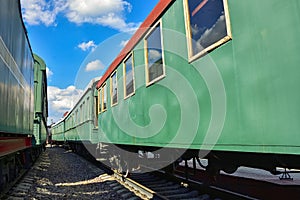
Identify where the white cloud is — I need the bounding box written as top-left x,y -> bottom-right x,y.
46,67 -> 53,78
21,0 -> 66,26
194,14 -> 226,52
120,40 -> 129,47
78,40 -> 97,51
149,49 -> 162,61
47,85 -> 83,123
65,0 -> 138,32
66,0 -> 131,18
85,59 -> 105,71
21,0 -> 140,32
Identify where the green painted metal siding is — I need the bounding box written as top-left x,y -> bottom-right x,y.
33,54 -> 46,114
211,0 -> 300,153
63,80 -> 99,143
33,117 -> 47,145
97,0 -> 300,155
52,121 -> 65,141
0,0 -> 34,136
65,121 -> 95,142
98,0 -> 211,147
33,54 -> 48,145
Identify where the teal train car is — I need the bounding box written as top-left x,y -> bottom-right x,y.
51,119 -> 65,144
0,0 -> 34,143
51,78 -> 99,151
95,0 -> 300,175
0,0 -> 48,191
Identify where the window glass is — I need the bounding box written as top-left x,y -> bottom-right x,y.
94,96 -> 98,127
145,23 -> 164,84
111,72 -> 118,106
86,98 -> 89,118
124,54 -> 135,97
102,84 -> 107,111
83,102 -> 86,122
187,0 -> 228,56
76,110 -> 78,125
98,88 -> 101,113
80,105 -> 83,123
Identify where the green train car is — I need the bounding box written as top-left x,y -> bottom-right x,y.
51,79 -> 99,149
0,0 -> 34,141
0,0 -> 48,191
51,119 -> 65,143
95,0 -> 300,174
33,54 -> 49,146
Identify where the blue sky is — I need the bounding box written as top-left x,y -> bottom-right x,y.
20,0 -> 159,123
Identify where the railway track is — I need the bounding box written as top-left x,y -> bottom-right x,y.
69,145 -> 258,200
101,160 -> 300,200
6,146 -> 299,200
3,147 -> 133,200
68,145 -> 253,200
117,170 -> 252,200
98,162 -> 252,200
2,152 -> 49,199
118,172 -> 213,200
0,148 -> 44,199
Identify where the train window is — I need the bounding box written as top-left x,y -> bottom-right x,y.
94,95 -> 98,127
184,0 -> 231,61
98,88 -> 102,113
123,53 -> 135,99
145,21 -> 165,86
83,101 -> 86,121
86,98 -> 89,119
110,71 -> 118,106
80,104 -> 83,123
76,110 -> 78,125
102,83 -> 107,111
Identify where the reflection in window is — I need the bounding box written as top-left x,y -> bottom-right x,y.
86,98 -> 89,118
111,72 -> 118,106
186,0 -> 229,57
124,53 -> 135,98
83,102 -> 86,121
98,88 -> 102,113
145,23 -> 164,84
80,105 -> 82,123
94,93 -> 99,127
75,110 -> 78,124
102,84 -> 107,111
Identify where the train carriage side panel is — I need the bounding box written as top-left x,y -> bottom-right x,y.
91,88 -> 99,143
33,54 -> 48,145
64,79 -> 99,144
51,119 -> 65,142
0,0 -> 34,136
97,0 -> 214,148
208,0 -> 300,154
97,0 -> 300,155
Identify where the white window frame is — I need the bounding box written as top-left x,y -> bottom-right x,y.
110,71 -> 118,107
183,0 -> 232,62
123,52 -> 135,99
144,20 -> 166,86
102,83 -> 107,112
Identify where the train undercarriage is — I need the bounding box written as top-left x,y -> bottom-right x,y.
0,132 -> 46,194
65,141 -> 300,182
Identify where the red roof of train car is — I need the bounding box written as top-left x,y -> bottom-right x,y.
96,0 -> 175,89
